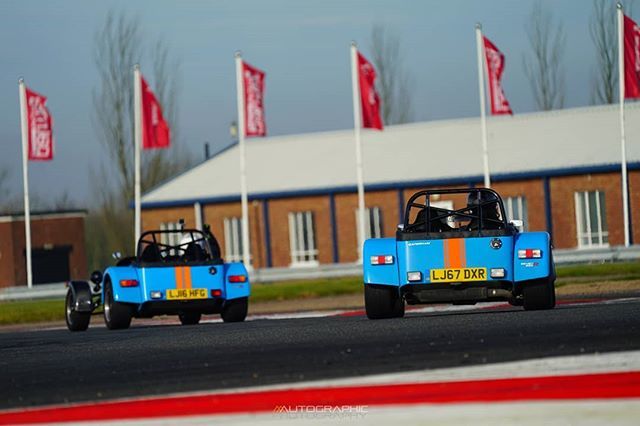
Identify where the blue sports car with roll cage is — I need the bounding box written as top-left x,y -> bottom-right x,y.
363,188 -> 556,319
64,225 -> 250,331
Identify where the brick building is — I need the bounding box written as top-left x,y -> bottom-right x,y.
141,104 -> 640,269
0,210 -> 87,287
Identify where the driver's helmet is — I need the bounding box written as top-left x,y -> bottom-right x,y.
467,190 -> 498,207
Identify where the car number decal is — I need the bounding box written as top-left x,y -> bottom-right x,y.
430,267 -> 487,282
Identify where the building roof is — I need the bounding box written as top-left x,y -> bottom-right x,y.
142,103 -> 640,208
0,209 -> 87,223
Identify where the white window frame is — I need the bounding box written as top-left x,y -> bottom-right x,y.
574,190 -> 609,248
504,196 -> 528,230
288,211 -> 319,267
223,217 -> 244,263
355,207 -> 383,240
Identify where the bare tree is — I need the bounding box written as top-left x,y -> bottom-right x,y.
523,1 -> 567,111
89,10 -> 190,267
369,24 -> 413,125
590,0 -> 618,104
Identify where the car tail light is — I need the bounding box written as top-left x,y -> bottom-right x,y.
518,249 -> 542,259
370,255 -> 394,265
229,275 -> 247,283
119,279 -> 139,287
211,289 -> 222,297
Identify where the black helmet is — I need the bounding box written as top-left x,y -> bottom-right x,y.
467,190 -> 497,206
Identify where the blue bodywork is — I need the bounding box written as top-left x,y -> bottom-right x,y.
103,262 -> 250,307
364,232 -> 553,291
99,257 -> 250,320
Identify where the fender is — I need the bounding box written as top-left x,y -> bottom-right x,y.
223,262 -> 251,300
363,238 -> 400,286
103,266 -> 142,304
67,281 -> 93,313
513,232 -> 553,282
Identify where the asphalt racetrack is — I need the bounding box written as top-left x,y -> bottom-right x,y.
1,296 -> 640,411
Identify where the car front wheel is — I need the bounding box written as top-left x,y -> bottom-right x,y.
179,312 -> 202,325
65,289 -> 91,332
364,284 -> 405,319
103,279 -> 133,330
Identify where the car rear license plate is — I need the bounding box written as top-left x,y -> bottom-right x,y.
166,288 -> 208,300
430,267 -> 487,283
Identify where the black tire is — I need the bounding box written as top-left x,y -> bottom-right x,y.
364,284 -> 405,319
103,279 -> 133,330
65,289 -> 90,332
523,278 -> 556,311
179,312 -> 202,325
221,297 -> 248,323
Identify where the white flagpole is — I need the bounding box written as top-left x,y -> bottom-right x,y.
351,42 -> 366,263
475,23 -> 491,188
618,3 -> 631,247
134,64 -> 142,251
18,79 -> 33,289
235,51 -> 251,267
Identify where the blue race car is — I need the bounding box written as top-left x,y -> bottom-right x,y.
65,225 -> 250,331
363,188 -> 556,319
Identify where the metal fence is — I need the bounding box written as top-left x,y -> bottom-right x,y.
2,245 -> 640,302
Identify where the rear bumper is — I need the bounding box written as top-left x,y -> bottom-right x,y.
401,281 -> 513,304
136,299 -> 224,317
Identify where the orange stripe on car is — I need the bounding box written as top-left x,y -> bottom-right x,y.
444,238 -> 466,269
183,267 -> 192,290
175,267 -> 184,289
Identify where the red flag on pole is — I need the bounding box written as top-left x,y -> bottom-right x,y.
624,14 -> 640,99
483,36 -> 513,115
357,52 -> 383,130
25,88 -> 53,161
140,76 -> 170,149
242,62 -> 267,137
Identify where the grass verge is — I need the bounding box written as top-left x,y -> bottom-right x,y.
2,262 -> 640,325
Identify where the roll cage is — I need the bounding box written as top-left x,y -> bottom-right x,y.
400,188 -> 511,239
136,229 -> 218,265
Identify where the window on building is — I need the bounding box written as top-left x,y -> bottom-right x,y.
159,222 -> 182,256
355,207 -> 383,240
504,196 -> 528,230
223,217 -> 244,262
288,211 -> 318,266
575,190 -> 609,248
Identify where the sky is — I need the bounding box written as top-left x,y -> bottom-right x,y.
0,0 -> 606,205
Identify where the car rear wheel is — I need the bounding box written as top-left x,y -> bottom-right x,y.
103,279 -> 133,330
221,297 -> 248,323
365,284 -> 405,319
179,312 -> 202,325
523,278 -> 556,311
65,289 -> 91,332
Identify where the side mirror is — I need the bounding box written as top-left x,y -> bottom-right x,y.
90,270 -> 103,285
397,224 -> 405,231
509,219 -> 524,231
112,251 -> 122,260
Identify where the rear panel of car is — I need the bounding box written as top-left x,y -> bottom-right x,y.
140,265 -> 225,302
397,235 -> 514,285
